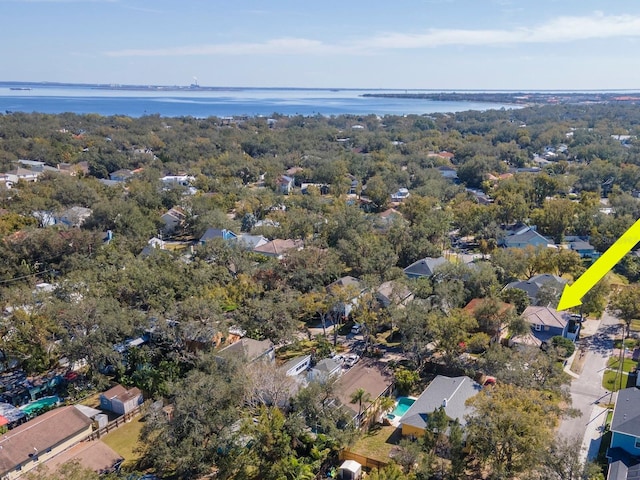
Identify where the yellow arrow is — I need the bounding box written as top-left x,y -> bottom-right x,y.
557,217 -> 640,311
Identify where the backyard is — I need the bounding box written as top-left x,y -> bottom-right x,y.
101,416 -> 146,470
348,424 -> 401,462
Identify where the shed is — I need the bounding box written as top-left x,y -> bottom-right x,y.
338,460 -> 362,480
99,385 -> 143,416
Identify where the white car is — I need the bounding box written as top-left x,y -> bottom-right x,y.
344,354 -> 360,368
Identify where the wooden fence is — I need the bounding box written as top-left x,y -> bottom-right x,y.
339,449 -> 388,470
84,401 -> 148,441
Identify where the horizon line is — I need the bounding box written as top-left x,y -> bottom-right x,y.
2,81 -> 640,93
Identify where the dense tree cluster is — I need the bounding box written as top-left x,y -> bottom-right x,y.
0,103 -> 635,478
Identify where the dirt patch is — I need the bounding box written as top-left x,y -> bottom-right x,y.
570,348 -> 588,374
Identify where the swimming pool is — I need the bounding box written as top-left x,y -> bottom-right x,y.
20,395 -> 60,415
389,397 -> 415,418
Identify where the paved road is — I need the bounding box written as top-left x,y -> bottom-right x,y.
559,311 -> 622,462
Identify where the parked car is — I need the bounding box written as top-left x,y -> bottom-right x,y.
351,323 -> 362,335
344,354 -> 360,368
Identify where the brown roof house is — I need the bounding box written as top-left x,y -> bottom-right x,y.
42,440 -> 122,475
253,239 -> 303,259
0,406 -> 93,479
216,337 -> 276,364
99,385 -> 143,416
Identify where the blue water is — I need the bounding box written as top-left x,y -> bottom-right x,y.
0,86 -> 519,118
390,397 -> 415,418
20,395 -> 60,414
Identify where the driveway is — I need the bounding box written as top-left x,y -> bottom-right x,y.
558,311 -> 622,462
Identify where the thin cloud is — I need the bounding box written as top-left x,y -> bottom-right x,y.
104,12 -> 640,58
106,38 -> 343,57
367,12 -> 640,48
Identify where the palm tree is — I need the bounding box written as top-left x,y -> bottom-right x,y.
376,395 -> 396,418
350,388 -> 372,420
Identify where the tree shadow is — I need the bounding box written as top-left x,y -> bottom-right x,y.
385,427 -> 404,445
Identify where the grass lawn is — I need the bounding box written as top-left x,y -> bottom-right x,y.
602,370 -> 629,392
607,357 -> 638,373
102,416 -> 146,469
614,338 -> 639,349
349,425 -> 400,462
79,392 -> 101,409
631,320 -> 640,332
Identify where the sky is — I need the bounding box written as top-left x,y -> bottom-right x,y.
2,0 -> 640,90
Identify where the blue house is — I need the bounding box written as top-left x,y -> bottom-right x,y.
569,240 -> 597,259
607,387 -> 640,479
199,228 -> 238,245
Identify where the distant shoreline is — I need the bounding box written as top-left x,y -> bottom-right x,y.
360,91 -> 640,105
2,81 -> 640,96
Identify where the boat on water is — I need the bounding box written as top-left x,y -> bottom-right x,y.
9,87 -> 31,91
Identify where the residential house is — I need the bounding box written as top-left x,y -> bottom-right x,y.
504,273 -> 567,306
281,355 -> 312,377
57,161 -> 89,176
374,208 -> 405,231
199,227 -> 238,245
276,175 -> 294,195
568,239 -> 597,258
160,175 -> 194,187
17,160 -> 45,172
463,298 -> 515,340
308,358 -> 342,383
437,166 -> 459,182
403,256 -> 448,279
301,183 -> 330,195
427,151 -> 455,162
4,167 -> 40,183
140,237 -> 166,257
253,238 -> 303,259
400,375 -> 482,437
237,234 -> 269,250
390,188 -> 410,202
465,188 -> 493,205
376,281 -> 414,309
511,306 -> 579,348
0,406 -> 93,480
41,440 -> 122,476
160,207 -> 186,236
99,384 -> 143,415
108,169 -> 134,182
499,225 -> 553,249
607,387 -> 640,479
216,338 -> 275,364
55,206 -> 93,228
326,276 -> 367,318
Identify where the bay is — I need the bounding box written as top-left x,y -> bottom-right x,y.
0,86 -> 518,118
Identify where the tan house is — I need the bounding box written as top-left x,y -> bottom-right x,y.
0,406 -> 93,479
253,239 -> 303,259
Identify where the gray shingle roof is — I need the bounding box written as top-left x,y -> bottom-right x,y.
400,375 -> 482,429
611,387 -> 640,437
403,257 -> 448,278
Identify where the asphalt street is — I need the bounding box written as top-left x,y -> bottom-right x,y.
558,311 -> 622,462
